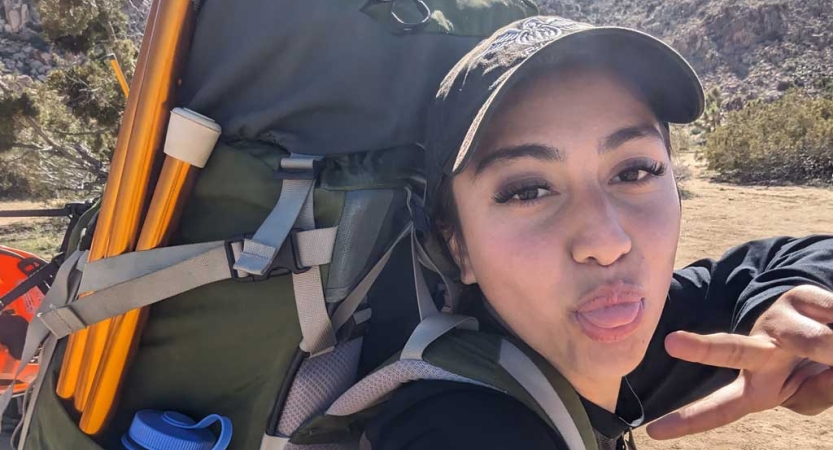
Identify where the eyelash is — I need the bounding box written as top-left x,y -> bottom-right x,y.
494,180 -> 555,205
611,160 -> 667,185
493,160 -> 667,205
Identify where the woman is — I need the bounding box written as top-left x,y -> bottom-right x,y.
361,16 -> 833,450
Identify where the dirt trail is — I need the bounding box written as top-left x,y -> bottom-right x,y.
675,155 -> 833,267
638,153 -> 833,450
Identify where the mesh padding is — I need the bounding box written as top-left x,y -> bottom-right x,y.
327,359 -> 491,417
277,338 -> 363,436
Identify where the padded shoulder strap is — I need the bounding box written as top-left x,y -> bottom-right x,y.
319,320 -> 597,450
495,339 -> 598,450
417,327 -> 598,450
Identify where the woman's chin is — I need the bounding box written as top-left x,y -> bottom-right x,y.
585,345 -> 646,378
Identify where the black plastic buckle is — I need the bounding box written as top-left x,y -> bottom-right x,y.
225,229 -> 311,281
409,196 -> 430,234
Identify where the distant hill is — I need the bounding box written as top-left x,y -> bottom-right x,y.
2,0 -> 830,108
538,0 -> 833,107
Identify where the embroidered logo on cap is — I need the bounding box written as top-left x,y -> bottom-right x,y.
477,17 -> 593,63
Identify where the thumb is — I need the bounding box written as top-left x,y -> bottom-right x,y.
646,379 -> 750,440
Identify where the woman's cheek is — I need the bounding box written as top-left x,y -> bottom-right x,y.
626,188 -> 679,317
470,213 -> 566,315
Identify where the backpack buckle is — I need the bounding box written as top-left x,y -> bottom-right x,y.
225,229 -> 310,281
274,157 -> 322,180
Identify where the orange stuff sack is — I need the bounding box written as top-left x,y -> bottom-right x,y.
0,246 -> 46,396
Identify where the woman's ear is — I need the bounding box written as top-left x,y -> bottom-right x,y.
447,233 -> 477,285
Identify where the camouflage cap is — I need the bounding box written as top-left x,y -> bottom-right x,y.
425,15 -> 704,184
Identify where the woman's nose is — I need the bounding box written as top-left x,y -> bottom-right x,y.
568,191 -> 632,267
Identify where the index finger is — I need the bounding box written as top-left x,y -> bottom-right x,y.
665,331 -> 777,370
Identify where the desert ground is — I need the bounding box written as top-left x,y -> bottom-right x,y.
1,152 -> 831,449
638,152 -> 833,450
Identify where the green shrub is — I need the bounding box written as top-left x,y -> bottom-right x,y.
37,0 -> 130,54
702,90 -> 833,185
0,158 -> 37,199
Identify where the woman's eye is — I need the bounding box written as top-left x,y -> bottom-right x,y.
611,160 -> 667,185
494,183 -> 555,204
513,187 -> 551,201
614,169 -> 651,183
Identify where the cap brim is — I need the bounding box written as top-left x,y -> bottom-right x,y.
451,27 -> 704,174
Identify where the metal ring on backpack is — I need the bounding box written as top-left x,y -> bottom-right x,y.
388,0 -> 432,32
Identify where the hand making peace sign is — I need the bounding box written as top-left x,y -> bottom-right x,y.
647,284 -> 833,439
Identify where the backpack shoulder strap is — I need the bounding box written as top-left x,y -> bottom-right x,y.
420,330 -> 598,450
307,317 -> 598,450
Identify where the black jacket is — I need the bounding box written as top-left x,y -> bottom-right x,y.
364,236 -> 833,450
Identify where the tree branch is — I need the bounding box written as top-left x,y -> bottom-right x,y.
8,142 -> 43,151
22,115 -> 106,177
49,128 -> 115,136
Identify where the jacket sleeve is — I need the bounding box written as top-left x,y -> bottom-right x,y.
629,235 -> 833,423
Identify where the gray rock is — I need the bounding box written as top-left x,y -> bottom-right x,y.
776,80 -> 793,92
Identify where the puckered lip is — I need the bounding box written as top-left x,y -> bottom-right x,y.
574,280 -> 646,313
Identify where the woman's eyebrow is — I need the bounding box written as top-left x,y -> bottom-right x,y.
599,124 -> 664,154
473,143 -> 562,176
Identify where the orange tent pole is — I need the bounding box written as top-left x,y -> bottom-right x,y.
106,54 -> 131,97
81,107 -> 220,434
80,158 -> 200,434
72,0 -> 196,414
55,0 -> 161,401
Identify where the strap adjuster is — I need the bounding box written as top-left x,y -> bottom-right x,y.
225,229 -> 310,281
274,157 -> 322,180
38,306 -> 87,339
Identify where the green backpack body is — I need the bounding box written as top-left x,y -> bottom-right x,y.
0,2 -> 605,450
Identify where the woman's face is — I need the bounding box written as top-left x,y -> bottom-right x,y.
449,66 -> 680,404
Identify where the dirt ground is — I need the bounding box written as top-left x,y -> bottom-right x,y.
0,201 -> 67,257
635,152 -> 833,450
0,153 -> 831,449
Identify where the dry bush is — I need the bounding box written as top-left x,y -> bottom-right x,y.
702,90 -> 833,185
670,125 -> 695,199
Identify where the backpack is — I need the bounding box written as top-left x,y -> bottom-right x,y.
0,1 -> 554,449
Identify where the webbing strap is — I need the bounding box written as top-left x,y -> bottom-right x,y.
294,227 -> 338,267
330,223 -> 412,333
38,244 -> 235,339
497,340 -> 596,450
0,250 -> 85,430
412,235 -> 459,313
17,331 -> 58,450
400,313 -> 478,361
0,259 -> 56,310
33,228 -> 337,340
235,156 -> 317,276
259,434 -> 289,450
411,230 -> 438,321
293,189 -> 336,355
78,240 -> 223,294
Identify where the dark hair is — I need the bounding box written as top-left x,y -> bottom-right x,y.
428,172 -> 485,310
